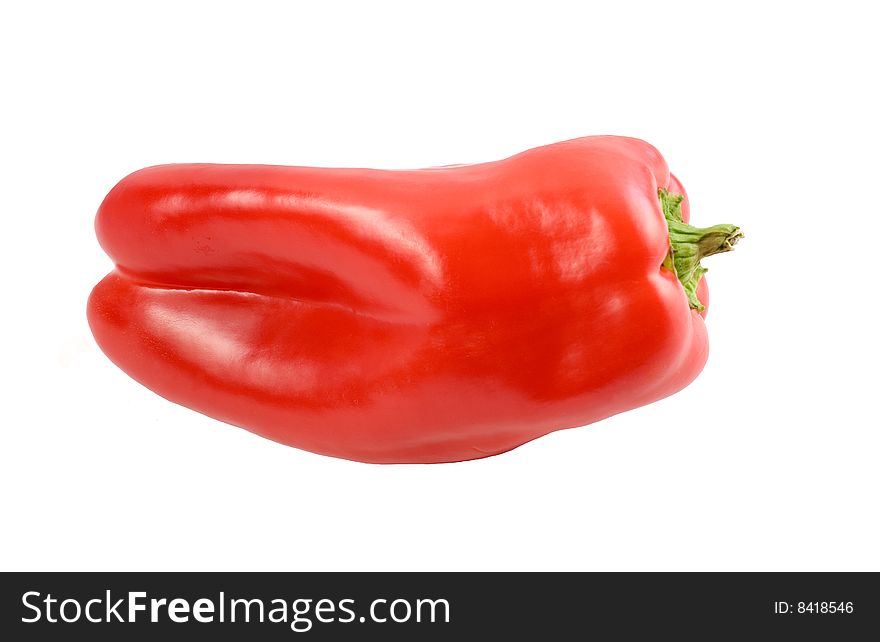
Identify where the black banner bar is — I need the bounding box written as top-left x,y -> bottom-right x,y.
1,572 -> 876,639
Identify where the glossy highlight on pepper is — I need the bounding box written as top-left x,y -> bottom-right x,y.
87,136 -> 742,463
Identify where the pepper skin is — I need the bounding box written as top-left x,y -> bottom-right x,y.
87,136 -> 741,463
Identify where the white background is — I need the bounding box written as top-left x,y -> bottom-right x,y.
2,1 -> 877,571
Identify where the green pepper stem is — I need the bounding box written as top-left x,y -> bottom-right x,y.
659,188 -> 743,311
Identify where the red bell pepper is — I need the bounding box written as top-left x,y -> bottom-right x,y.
88,136 -> 742,463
